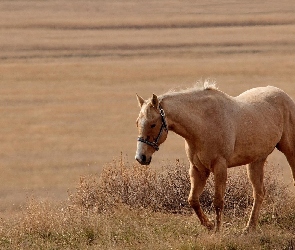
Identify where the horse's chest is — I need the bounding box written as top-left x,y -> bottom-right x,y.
186,145 -> 218,170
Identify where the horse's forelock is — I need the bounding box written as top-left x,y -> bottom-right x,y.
140,101 -> 155,120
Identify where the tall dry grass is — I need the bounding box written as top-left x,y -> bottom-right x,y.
0,156 -> 294,249
70,155 -> 291,218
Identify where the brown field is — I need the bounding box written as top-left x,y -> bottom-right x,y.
0,0 -> 295,230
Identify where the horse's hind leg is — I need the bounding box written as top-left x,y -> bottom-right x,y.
276,133 -> 295,185
188,164 -> 213,230
212,157 -> 228,232
282,152 -> 295,186
278,106 -> 295,184
245,158 -> 267,232
284,152 -> 295,184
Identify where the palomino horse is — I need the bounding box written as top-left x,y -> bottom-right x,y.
135,83 -> 295,232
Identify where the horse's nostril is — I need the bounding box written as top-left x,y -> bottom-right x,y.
135,154 -> 151,165
141,154 -> 146,162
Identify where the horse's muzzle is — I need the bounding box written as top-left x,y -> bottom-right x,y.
135,154 -> 151,165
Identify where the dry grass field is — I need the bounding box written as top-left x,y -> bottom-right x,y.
0,0 -> 295,248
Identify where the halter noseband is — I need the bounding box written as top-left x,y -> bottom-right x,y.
137,104 -> 168,151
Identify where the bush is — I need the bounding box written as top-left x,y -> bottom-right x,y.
69,156 -> 291,219
69,158 -> 191,214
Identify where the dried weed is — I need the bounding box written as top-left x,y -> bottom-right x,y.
70,156 -> 291,219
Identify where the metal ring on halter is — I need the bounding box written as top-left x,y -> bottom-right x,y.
137,104 -> 168,151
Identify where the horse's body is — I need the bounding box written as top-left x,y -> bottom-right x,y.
135,84 -> 295,232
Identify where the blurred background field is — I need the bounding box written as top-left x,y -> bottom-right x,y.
0,0 -> 294,216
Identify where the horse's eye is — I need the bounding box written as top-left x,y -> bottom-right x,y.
151,124 -> 156,128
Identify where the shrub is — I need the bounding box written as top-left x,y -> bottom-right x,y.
69,158 -> 191,214
69,156 -> 291,219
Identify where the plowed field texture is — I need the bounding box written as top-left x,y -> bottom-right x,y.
0,1 -> 295,248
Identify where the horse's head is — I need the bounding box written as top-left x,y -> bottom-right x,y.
135,94 -> 168,165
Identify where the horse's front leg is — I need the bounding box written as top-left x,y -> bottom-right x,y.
212,158 -> 228,232
188,164 -> 214,230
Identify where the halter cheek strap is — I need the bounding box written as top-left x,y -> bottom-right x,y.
137,104 -> 168,151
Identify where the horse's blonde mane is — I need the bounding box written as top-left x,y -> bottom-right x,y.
202,80 -> 217,90
161,80 -> 217,98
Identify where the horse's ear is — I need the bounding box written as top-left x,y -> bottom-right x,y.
151,94 -> 159,109
136,94 -> 145,108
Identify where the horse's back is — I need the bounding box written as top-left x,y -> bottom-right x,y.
236,86 -> 291,104
235,86 -> 295,121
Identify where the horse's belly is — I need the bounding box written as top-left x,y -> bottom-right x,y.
228,149 -> 273,167
228,134 -> 279,167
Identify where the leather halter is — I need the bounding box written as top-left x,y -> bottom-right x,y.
137,104 -> 168,151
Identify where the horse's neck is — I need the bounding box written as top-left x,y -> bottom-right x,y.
162,94 -> 201,141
